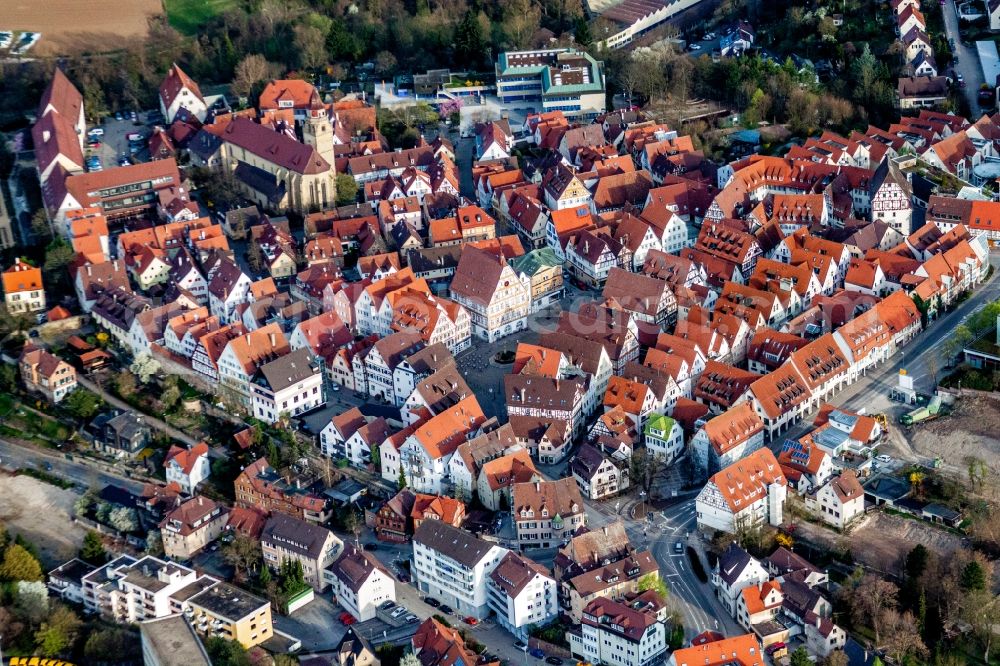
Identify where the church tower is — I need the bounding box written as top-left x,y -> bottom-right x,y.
302,89 -> 337,209
303,90 -> 336,170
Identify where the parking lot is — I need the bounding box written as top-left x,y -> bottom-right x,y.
86,110 -> 156,172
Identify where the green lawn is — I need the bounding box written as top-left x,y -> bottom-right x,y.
164,0 -> 239,35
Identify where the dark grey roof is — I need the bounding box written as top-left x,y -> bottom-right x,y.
235,161 -> 287,205
571,443 -> 607,480
188,129 -> 223,162
406,245 -> 463,276
780,577 -> 825,620
106,410 -> 149,441
49,558 -> 96,586
413,519 -> 496,568
334,627 -> 379,666
255,347 -> 320,392
863,475 -> 911,501
188,581 -> 269,621
717,542 -> 756,586
922,503 -> 961,521
765,546 -> 818,576
262,513 -> 336,560
91,287 -> 151,332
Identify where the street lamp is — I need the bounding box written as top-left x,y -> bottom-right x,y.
639,490 -> 647,522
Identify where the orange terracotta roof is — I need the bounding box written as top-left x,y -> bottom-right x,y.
164,442 -> 209,475
709,448 -> 786,513
671,633 -> 762,666
2,260 -> 42,295
413,395 -> 485,459
701,402 -> 764,455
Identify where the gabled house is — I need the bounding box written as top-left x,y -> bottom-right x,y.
325,544 -> 395,621
571,443 -> 628,500
19,345 -> 77,403
450,246 -> 531,342
512,478 -> 587,549
487,552 -> 558,640
695,448 -> 787,535
807,470 -> 865,529
475,448 -> 540,512
710,543 -> 769,616
164,442 -> 211,495
159,63 -> 208,124
692,402 -> 766,474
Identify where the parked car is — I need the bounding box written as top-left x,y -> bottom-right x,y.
529,648 -> 545,659
425,597 -> 441,608
513,641 -> 527,651
88,128 -> 105,137
363,543 -> 378,551
398,573 -> 410,583
391,607 -> 407,618
674,541 -> 684,554
339,612 -> 356,625
463,617 -> 478,626
115,111 -> 124,121
405,614 -> 418,623
439,605 -> 454,614
689,43 -> 702,51
545,658 -> 563,665
379,601 -> 396,610
876,454 -> 892,463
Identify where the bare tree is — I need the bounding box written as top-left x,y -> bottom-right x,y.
853,575 -> 898,646
880,609 -> 928,663
963,590 -> 1000,663
233,54 -> 270,98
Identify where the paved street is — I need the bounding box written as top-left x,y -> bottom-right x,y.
942,0 -> 986,111
834,254 -> 999,420
0,437 -> 146,495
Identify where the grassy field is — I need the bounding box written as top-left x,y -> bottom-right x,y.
164,0 -> 239,35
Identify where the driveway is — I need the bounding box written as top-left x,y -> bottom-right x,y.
942,0 -> 986,110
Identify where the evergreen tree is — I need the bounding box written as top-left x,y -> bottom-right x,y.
574,18 -> 593,47
454,12 -> 484,69
80,531 -> 106,565
398,467 -> 407,490
258,563 -> 272,586
961,560 -> 987,592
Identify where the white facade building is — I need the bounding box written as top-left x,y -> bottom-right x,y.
412,520 -> 508,619
487,552 -> 558,639
325,545 -> 396,621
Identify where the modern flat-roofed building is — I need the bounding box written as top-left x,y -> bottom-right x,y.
495,50 -> 606,119
140,614 -> 212,666
187,581 -> 273,648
